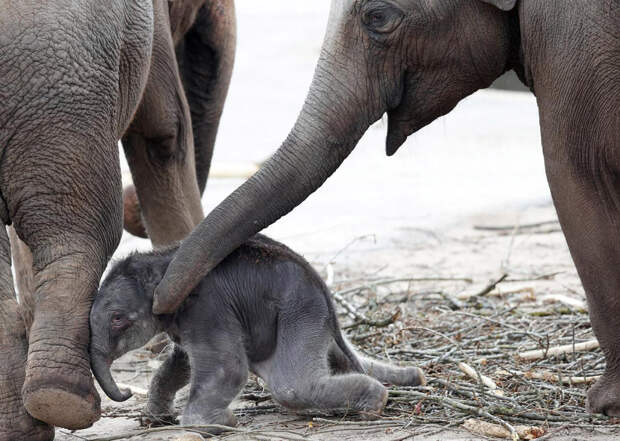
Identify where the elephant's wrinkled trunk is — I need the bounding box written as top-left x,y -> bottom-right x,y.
90,349 -> 132,402
154,55 -> 382,314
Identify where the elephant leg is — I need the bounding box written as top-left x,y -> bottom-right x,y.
8,226 -> 35,332
519,1 -> 620,415
540,127 -> 620,417
4,138 -> 123,429
176,0 -> 236,193
122,0 -> 204,246
144,344 -> 190,424
0,227 -> 54,441
327,341 -> 425,387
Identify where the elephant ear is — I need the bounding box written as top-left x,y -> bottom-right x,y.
479,0 -> 518,11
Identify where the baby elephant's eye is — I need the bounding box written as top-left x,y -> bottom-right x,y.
110,312 -> 129,331
362,2 -> 404,34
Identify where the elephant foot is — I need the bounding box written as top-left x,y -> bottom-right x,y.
395,367 -> 427,387
23,386 -> 99,431
140,411 -> 178,427
0,410 -> 55,441
142,401 -> 178,427
587,373 -> 620,417
0,312 -> 55,441
181,408 -> 237,435
22,322 -> 101,429
123,185 -> 148,238
359,385 -> 388,421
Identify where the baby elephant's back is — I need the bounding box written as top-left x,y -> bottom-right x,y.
191,235 -> 333,364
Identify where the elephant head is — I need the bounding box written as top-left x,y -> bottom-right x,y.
153,0 -> 520,314
90,259 -> 167,401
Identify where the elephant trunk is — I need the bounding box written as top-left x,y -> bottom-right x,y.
90,348 -> 132,402
153,57 -> 380,314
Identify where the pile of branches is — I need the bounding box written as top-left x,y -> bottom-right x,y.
324,272 -> 613,440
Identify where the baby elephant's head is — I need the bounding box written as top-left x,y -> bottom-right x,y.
89,252 -> 170,402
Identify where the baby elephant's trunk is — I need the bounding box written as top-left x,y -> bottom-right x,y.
90,348 -> 133,402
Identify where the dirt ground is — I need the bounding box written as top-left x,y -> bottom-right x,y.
55,203 -> 620,441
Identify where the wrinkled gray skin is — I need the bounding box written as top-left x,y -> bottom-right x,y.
154,0 -> 620,416
0,0 -> 235,438
90,235 -> 425,429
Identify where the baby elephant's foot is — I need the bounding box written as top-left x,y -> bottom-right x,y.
181,408 -> 237,435
398,367 -> 426,387
141,410 -> 178,427
587,373 -> 620,417
142,400 -> 178,427
358,381 -> 388,420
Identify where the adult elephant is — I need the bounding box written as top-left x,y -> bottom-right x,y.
0,0 -> 235,439
154,0 -> 620,416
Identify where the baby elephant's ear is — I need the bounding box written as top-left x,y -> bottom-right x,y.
479,0 -> 518,11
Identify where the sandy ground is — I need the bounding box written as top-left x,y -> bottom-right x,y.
53,1 -> 620,440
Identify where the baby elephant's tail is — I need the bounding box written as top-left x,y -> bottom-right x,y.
329,334 -> 426,387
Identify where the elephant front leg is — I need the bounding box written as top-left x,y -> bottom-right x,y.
143,344 -> 190,425
0,227 -> 54,441
4,138 -> 124,429
122,0 -> 204,246
543,149 -> 620,416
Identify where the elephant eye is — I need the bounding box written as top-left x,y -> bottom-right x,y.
110,313 -> 130,331
362,3 -> 404,34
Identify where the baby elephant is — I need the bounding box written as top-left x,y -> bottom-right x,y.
89,235 -> 425,428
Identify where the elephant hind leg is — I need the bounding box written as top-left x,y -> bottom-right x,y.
327,341 -> 425,386
262,322 -> 387,418
177,0 -> 236,194
122,0 -> 204,246
0,227 -> 54,441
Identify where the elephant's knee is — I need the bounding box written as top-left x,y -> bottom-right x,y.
145,128 -> 183,166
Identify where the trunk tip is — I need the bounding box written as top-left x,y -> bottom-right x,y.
116,388 -> 133,402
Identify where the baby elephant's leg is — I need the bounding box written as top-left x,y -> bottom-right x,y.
145,344 -> 190,425
273,372 -> 388,419
181,338 -> 248,433
328,341 -> 425,387
265,328 -> 387,418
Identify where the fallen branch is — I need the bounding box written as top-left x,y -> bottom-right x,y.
458,362 -> 500,392
332,291 -> 366,322
335,277 -> 473,298
496,369 -> 600,385
518,339 -> 599,361
343,308 -> 402,330
540,294 -> 587,311
473,221 -> 559,232
457,274 -> 508,300
173,434 -> 204,441
463,418 -> 545,440
116,383 -> 148,396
